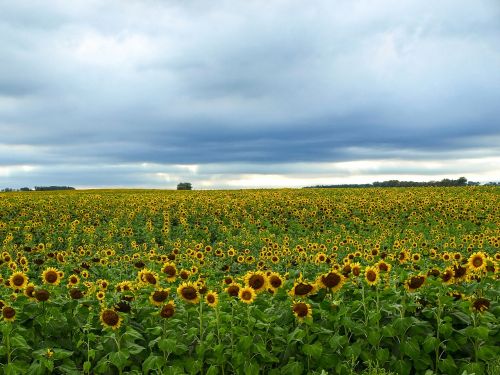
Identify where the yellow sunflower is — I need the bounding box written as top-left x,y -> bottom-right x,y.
9,271 -> 29,290
177,282 -> 200,304
42,267 -> 62,286
244,271 -> 268,293
364,266 -> 380,286
289,280 -> 317,298
100,308 -> 122,330
2,306 -> 16,322
161,262 -> 177,282
205,291 -> 219,308
317,270 -> 345,292
292,301 -> 312,321
149,288 -> 170,306
468,252 -> 487,273
239,286 -> 256,304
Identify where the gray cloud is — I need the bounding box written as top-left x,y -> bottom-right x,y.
1,0 -> 499,187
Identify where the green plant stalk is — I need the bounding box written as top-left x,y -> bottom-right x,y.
435,291 -> 443,372
112,332 -> 123,375
199,299 -> 204,375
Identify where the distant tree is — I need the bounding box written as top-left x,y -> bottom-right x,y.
177,182 -> 192,190
20,187 -> 31,191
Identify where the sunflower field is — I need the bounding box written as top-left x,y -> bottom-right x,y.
0,187 -> 499,375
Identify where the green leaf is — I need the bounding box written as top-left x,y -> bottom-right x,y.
328,334 -> 347,351
109,350 -> 129,370
438,356 -> 457,374
472,326 -> 490,341
376,348 -> 389,363
367,329 -> 380,346
392,359 -> 412,375
238,336 -> 253,352
402,337 -> 420,360
83,361 -> 92,373
158,338 -> 176,352
52,349 -> 73,360
423,336 -> 439,353
10,335 -> 30,350
125,342 -> 145,355
142,355 -> 165,374
206,365 -> 219,375
244,361 -> 259,375
303,342 -> 323,359
477,345 -> 500,361
4,363 -> 24,375
280,361 -> 303,375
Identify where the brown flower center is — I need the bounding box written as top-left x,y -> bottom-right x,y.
248,275 -> 265,290
2,306 -> 15,319
322,273 -> 341,288
35,289 -> 50,302
163,266 -> 176,277
152,290 -> 169,303
207,294 -> 216,304
102,309 -> 119,326
294,283 -> 313,296
160,304 -> 175,318
269,276 -> 282,288
366,270 -> 377,282
45,271 -> 58,284
181,286 -> 198,300
293,302 -> 309,318
241,290 -> 253,300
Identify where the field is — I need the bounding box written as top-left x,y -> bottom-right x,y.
0,187 -> 499,375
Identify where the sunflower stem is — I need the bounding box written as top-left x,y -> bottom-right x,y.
198,299 -> 204,375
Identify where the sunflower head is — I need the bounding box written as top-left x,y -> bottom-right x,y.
239,286 -> 256,304
177,282 -> 200,304
2,306 -> 16,322
289,280 -> 316,298
9,272 -> 29,290
364,266 -> 379,286
292,301 -> 312,321
471,297 -> 490,313
268,272 -> 284,290
317,271 -> 345,292
42,267 -> 62,285
100,308 -> 122,330
34,288 -> 50,302
149,288 -> 170,306
160,300 -> 176,318
244,271 -> 268,293
405,275 -> 426,292
226,283 -> 241,297
162,262 -> 177,282
468,252 -> 487,272
205,291 -> 219,308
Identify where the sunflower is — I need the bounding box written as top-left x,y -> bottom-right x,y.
96,291 -> 106,302
289,279 -> 315,297
268,272 -> 284,291
364,266 -> 379,286
138,269 -> 159,287
116,281 -> 134,293
205,291 -> 219,308
9,271 -> 29,290
179,269 -> 190,280
34,289 -> 50,302
42,267 -> 62,285
177,282 -> 200,304
100,308 -> 122,330
239,286 -> 256,304
69,288 -> 84,300
2,306 -> 16,322
160,300 -> 176,318
317,271 -> 345,292
226,283 -> 241,297
68,274 -> 80,286
244,271 -> 268,293
471,297 -> 490,313
441,267 -> 454,284
292,301 -> 312,321
25,283 -> 36,299
468,252 -> 487,273
377,260 -> 392,273
351,263 -> 362,277
405,275 -> 426,292
161,262 -> 177,282
149,288 -> 170,306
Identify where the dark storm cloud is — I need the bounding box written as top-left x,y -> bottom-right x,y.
1,0 -> 499,187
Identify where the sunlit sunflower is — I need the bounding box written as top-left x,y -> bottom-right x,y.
68,274 -> 80,286
244,271 -> 268,293
268,272 -> 284,291
405,275 -> 426,292
9,271 -> 29,290
377,260 -> 392,273
351,263 -> 362,277
179,269 -> 190,280
96,291 -> 106,302
239,286 -> 256,304
205,291 -> 219,308
2,306 -> 16,322
317,270 -> 345,292
364,266 -> 380,286
100,308 -> 122,330
292,301 -> 312,321
177,282 -> 200,304
160,300 -> 176,318
69,288 -> 84,300
149,288 -> 170,306
468,252 -> 487,273
161,262 -> 177,282
138,269 -> 159,287
42,267 -> 62,285
116,281 -> 134,293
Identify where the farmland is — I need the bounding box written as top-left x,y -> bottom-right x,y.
0,187 -> 499,374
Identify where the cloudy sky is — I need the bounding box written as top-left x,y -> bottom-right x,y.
1,0 -> 499,189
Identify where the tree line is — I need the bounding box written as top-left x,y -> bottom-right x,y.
1,186 -> 75,192
305,177 -> 498,189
